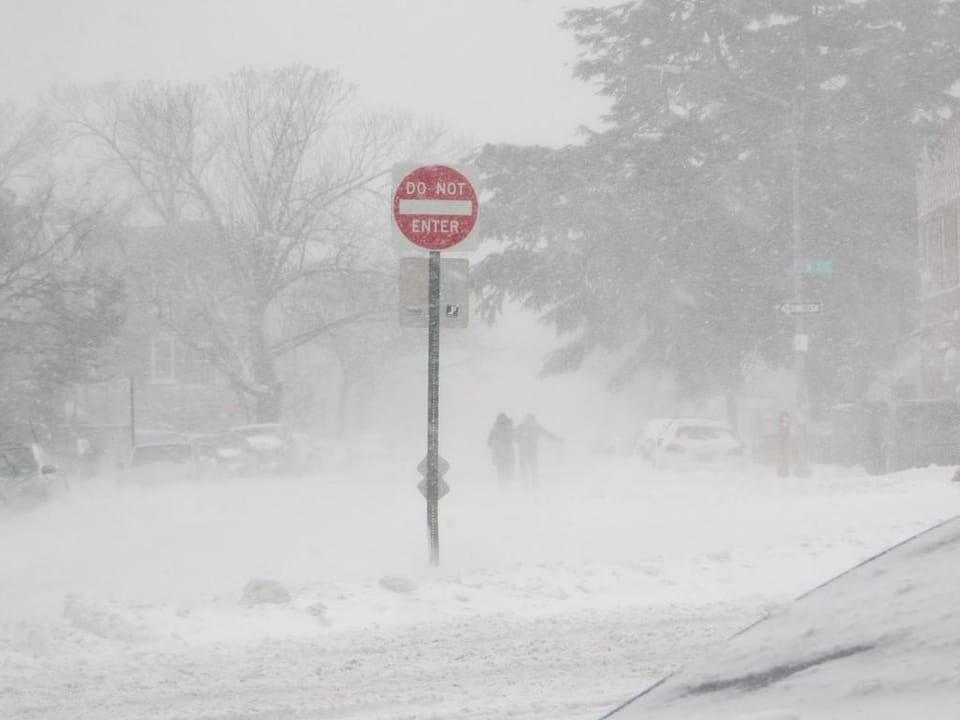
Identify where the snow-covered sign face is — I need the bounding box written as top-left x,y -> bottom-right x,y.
392,165 -> 479,251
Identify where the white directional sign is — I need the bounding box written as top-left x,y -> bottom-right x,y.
776,302 -> 822,316
399,257 -> 469,329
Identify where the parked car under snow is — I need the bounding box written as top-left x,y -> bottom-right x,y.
229,423 -> 303,475
0,442 -> 60,511
650,418 -> 745,471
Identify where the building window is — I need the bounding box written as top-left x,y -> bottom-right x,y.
150,335 -> 176,384
180,344 -> 217,385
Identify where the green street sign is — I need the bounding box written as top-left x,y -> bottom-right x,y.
802,260 -> 834,275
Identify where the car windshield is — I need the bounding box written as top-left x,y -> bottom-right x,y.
0,446 -> 37,476
675,426 -> 734,442
233,425 -> 281,437
130,444 -> 193,466
196,434 -> 244,450
194,435 -> 247,460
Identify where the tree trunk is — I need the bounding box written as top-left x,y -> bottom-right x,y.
249,300 -> 282,423
725,391 -> 739,431
255,383 -> 283,423
336,374 -> 353,439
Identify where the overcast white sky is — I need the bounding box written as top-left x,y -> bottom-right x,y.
1,0 -> 615,147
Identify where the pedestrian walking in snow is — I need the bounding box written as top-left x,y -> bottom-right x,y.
487,413 -> 516,488
514,413 -> 561,488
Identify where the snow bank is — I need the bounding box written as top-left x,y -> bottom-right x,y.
0,454 -> 957,719
606,516 -> 960,720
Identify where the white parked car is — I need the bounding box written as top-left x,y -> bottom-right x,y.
121,440 -> 210,484
188,432 -> 254,476
0,442 -> 61,511
229,423 -> 303,475
651,418 -> 745,470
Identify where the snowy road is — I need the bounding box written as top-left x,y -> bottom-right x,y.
2,455 -> 959,719
4,603 -> 750,720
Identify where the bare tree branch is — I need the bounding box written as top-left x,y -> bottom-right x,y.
59,65 -> 446,421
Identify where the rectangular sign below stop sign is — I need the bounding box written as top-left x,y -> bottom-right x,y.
398,257 -> 469,329
392,164 -> 479,252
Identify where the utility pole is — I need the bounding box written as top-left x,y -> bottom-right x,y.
129,376 -> 136,452
642,64 -> 814,476
791,93 -> 811,478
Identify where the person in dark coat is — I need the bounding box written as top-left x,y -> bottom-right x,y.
514,413 -> 560,488
487,413 -> 516,488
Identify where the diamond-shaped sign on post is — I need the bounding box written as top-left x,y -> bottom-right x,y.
417,455 -> 450,477
417,455 -> 451,500
418,477 -> 451,500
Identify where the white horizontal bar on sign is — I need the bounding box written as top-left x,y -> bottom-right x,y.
398,199 -> 474,216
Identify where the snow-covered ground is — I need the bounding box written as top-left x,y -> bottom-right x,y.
606,513 -> 960,720
1,453 -> 958,719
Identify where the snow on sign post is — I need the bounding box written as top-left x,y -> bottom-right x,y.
392,165 -> 478,567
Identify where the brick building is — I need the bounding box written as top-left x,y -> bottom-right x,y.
70,222 -> 341,447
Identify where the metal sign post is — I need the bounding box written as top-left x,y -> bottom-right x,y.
392,164 -> 478,567
129,376 -> 136,451
426,250 -> 441,565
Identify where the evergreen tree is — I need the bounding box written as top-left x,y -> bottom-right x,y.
0,191 -> 124,425
476,0 -> 960,407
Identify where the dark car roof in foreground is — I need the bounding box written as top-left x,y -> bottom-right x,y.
601,514 -> 960,719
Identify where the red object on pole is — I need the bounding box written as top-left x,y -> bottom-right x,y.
393,165 -> 478,250
777,411 -> 792,477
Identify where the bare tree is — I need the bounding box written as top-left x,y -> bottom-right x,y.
0,102 -> 122,424
59,65 -> 444,421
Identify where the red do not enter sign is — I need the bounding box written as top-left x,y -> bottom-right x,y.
393,165 -> 478,250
